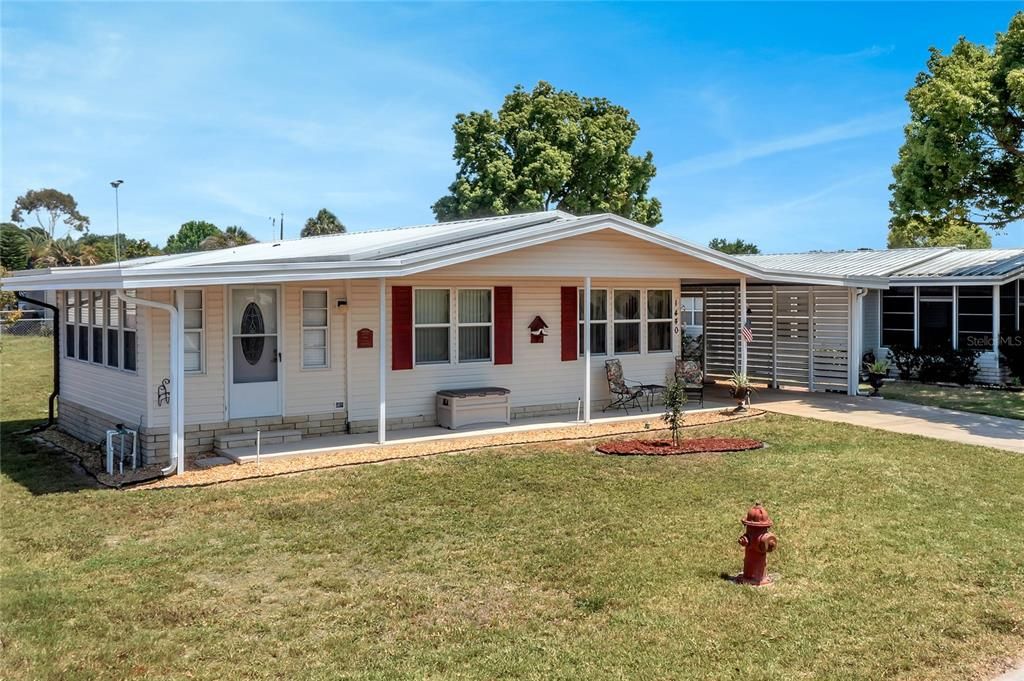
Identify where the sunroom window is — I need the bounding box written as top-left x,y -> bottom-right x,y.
578,289 -> 608,355
415,289 -> 450,364
183,290 -> 204,372
647,289 -> 673,353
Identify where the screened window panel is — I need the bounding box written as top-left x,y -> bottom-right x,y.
184,290 -> 203,310
123,299 -> 136,330
93,291 -> 105,327
693,311 -> 704,326
919,286 -> 952,298
302,328 -> 328,368
918,300 -> 953,350
303,347 -> 327,367
415,290 -> 449,324
459,326 -> 491,362
78,292 -> 89,325
92,327 -> 103,363
78,325 -> 89,359
184,310 -> 203,329
614,323 -> 640,354
302,308 -> 328,327
614,290 -> 640,320
647,290 -> 672,320
415,327 -> 449,363
648,321 -> 672,352
106,329 -> 119,367
579,323 -> 608,355
578,289 -> 608,321
65,291 -> 75,323
458,289 -> 491,323
301,291 -> 329,368
65,324 -> 75,359
123,331 -> 137,371
883,329 -> 914,347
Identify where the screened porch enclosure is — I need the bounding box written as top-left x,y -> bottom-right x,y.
694,284 -> 854,393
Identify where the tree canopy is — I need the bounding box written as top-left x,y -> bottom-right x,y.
708,237 -> 761,255
889,12 -> 1024,238
432,81 -> 662,226
10,188 -> 90,238
301,209 -> 346,238
200,226 -> 257,251
887,212 -> 992,248
165,221 -> 221,254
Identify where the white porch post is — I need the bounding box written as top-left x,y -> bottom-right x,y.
993,284 -> 1001,373
583,276 -> 592,423
174,288 -> 185,475
378,278 -> 387,444
739,277 -> 748,375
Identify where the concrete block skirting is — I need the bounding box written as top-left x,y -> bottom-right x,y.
56,399 -> 348,465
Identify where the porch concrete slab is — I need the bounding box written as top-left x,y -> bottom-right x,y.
735,387 -> 1024,454
222,398 -> 734,464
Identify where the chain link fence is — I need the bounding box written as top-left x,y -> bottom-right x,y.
0,315 -> 54,337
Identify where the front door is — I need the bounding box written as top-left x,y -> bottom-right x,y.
229,287 -> 281,418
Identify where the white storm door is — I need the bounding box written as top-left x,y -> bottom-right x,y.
228,287 -> 282,419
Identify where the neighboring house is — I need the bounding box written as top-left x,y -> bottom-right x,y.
739,247 -> 1024,384
2,211 -> 886,473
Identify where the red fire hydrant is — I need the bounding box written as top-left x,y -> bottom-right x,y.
736,503 -> 778,586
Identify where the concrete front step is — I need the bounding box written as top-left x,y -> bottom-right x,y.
213,429 -> 303,455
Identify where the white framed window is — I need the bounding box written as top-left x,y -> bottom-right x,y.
647,289 -> 673,353
76,290 -> 90,363
122,295 -> 137,373
64,291 -> 76,359
414,288 -> 451,364
457,288 -> 492,362
613,289 -> 641,354
91,290 -> 105,364
680,296 -> 704,329
301,289 -> 329,369
106,292 -> 120,368
578,288 -> 608,355
183,289 -> 204,373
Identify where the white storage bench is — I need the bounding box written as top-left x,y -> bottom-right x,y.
436,387 -> 511,430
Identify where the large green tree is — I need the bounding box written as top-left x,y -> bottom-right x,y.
0,223 -> 28,271
200,225 -> 257,251
10,188 -> 90,238
887,212 -> 992,248
889,12 -> 1024,238
708,237 -> 760,255
301,209 -> 346,238
165,221 -> 221,254
432,81 -> 662,226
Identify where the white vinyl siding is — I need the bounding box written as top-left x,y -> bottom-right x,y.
301,289 -> 329,369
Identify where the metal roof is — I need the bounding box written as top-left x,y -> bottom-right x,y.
740,247 -> 1024,282
3,211 -> 890,291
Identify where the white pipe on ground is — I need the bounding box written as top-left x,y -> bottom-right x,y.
116,289 -> 183,476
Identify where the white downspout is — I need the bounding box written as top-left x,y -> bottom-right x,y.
116,289 -> 183,476
851,288 -> 868,395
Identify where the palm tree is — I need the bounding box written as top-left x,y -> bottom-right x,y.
24,228 -> 52,268
301,209 -> 346,238
199,226 -> 257,251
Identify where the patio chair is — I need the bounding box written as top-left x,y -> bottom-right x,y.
603,359 -> 645,414
674,358 -> 705,408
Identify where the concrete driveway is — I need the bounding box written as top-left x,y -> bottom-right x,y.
726,387 -> 1024,454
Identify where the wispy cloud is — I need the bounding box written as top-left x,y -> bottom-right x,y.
666,109 -> 905,176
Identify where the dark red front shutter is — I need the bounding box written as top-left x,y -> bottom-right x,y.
392,286 -> 413,370
561,286 -> 577,361
494,286 -> 513,365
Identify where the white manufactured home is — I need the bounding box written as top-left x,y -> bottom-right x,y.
11,211 -> 1015,475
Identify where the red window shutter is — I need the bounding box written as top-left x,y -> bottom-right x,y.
561,286 -> 577,361
494,286 -> 513,365
392,286 -> 413,370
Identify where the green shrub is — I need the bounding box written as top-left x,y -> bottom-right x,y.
888,345 -> 922,380
918,347 -> 981,385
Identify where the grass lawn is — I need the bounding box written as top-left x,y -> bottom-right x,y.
882,381 -> 1024,420
3,337 -> 1024,680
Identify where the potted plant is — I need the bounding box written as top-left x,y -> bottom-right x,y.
729,372 -> 755,411
866,359 -> 890,397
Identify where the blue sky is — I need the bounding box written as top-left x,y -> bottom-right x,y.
2,2 -> 1020,252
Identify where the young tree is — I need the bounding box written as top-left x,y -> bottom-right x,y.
661,379 -> 688,446
10,188 -> 90,237
200,225 -> 257,251
432,81 -> 662,226
301,209 -> 346,238
890,12 -> 1024,235
887,212 -> 992,248
165,221 -> 221,254
709,237 -> 760,255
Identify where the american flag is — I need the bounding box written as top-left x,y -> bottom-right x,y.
741,317 -> 754,344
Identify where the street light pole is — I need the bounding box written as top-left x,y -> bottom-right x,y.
110,180 -> 124,264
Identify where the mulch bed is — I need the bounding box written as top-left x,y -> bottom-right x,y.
596,437 -> 764,456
